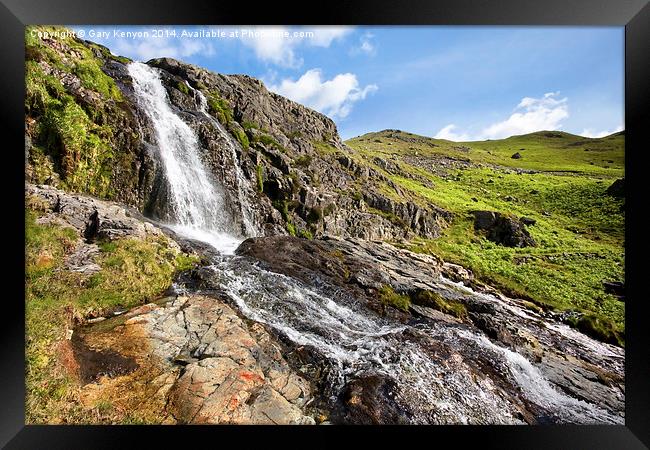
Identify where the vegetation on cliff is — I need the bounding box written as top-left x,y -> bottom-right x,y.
25,26 -> 146,203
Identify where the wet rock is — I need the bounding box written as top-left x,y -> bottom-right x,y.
342,376 -> 411,424
236,235 -> 444,317
441,262 -> 473,284
472,210 -> 536,247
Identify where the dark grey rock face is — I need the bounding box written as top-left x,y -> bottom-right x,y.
472,210 -> 536,247
143,57 -> 451,241
26,33 -> 453,241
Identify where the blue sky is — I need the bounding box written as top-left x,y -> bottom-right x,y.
71,25 -> 624,140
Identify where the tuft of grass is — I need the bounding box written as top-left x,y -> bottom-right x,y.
286,222 -> 296,237
176,80 -> 189,95
206,91 -> 234,125
242,120 -> 259,131
306,207 -> 323,224
297,228 -> 313,239
294,154 -> 312,167
410,289 -> 468,320
566,314 -> 624,347
378,285 -> 411,312
231,127 -> 249,149
252,133 -> 280,148
312,140 -> 340,156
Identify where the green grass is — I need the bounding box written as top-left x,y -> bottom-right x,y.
25,209 -> 199,423
378,285 -> 411,312
346,129 -> 625,345
206,91 -> 234,125
349,129 -> 624,177
176,80 -> 190,95
410,289 -> 468,320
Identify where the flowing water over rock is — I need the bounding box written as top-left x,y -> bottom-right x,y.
124,61 -> 624,424
127,62 -> 244,254
189,253 -> 623,424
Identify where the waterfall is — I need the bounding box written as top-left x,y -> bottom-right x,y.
185,80 -> 258,237
127,62 -> 245,254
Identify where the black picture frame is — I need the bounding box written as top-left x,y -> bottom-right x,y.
2,0 -> 648,447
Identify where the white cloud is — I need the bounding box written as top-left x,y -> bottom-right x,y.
240,26 -> 301,68
269,69 -> 377,119
434,124 -> 470,141
309,27 -> 353,47
240,26 -> 352,68
481,92 -> 569,139
350,32 -> 376,56
580,124 -> 624,138
434,92 -> 570,141
111,34 -> 215,61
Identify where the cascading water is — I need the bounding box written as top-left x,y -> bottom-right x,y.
206,256 -> 623,424
127,62 -> 245,254
127,61 -> 623,424
185,81 -> 258,237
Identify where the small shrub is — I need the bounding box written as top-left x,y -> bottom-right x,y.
306,207 -> 322,224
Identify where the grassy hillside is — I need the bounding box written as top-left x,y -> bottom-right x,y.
346,129 -> 625,345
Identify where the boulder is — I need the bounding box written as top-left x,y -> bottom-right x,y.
511,152 -> 522,159
520,216 -> 537,226
472,210 -> 536,247
605,178 -> 624,198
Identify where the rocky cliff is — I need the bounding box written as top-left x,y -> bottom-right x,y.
25,27 -> 451,242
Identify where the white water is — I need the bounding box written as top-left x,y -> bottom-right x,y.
185,81 -> 258,237
127,62 -> 244,254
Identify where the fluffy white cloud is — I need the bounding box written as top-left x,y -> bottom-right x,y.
580,124 -> 624,138
111,34 -> 215,61
481,92 -> 569,139
241,26 -> 352,68
434,124 -> 470,141
434,92 -> 570,141
240,26 -> 300,68
309,27 -> 354,47
269,69 -> 377,119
